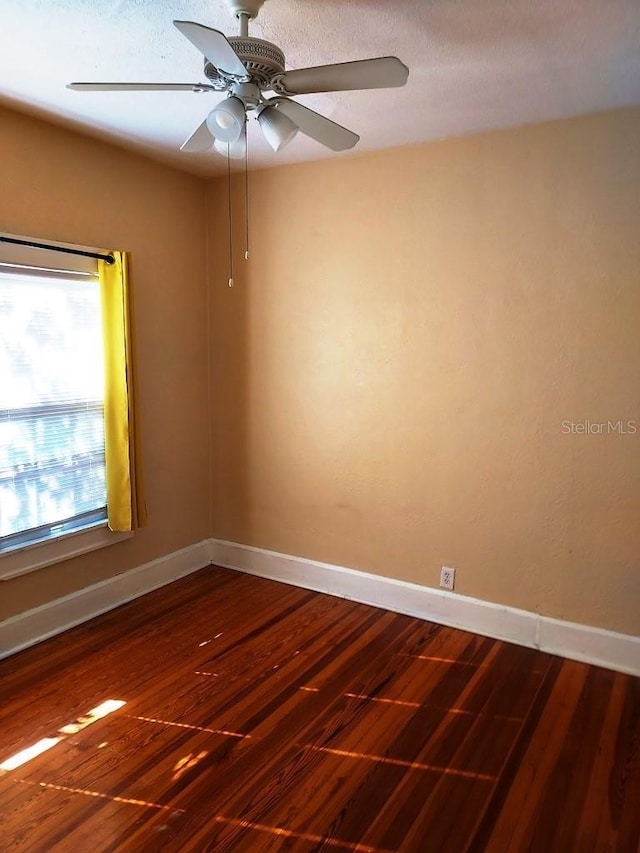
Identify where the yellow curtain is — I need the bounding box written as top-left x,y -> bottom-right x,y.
99,251 -> 147,531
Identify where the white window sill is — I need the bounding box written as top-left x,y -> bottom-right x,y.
0,525 -> 132,581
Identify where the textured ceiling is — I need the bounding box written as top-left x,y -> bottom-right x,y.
0,0 -> 639,176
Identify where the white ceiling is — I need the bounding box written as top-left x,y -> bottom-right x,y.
1,0 -> 639,176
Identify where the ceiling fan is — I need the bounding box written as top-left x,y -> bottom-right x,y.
67,0 -> 409,158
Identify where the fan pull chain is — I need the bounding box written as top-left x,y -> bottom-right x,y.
244,125 -> 250,261
227,145 -> 234,287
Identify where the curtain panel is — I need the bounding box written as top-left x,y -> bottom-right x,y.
99,251 -> 146,531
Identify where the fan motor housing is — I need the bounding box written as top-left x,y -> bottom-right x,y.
204,36 -> 285,90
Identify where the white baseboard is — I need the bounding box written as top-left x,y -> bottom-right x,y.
208,538 -> 640,676
0,540 -> 210,660
3,537 -> 638,676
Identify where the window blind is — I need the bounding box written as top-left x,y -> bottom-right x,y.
0,266 -> 107,550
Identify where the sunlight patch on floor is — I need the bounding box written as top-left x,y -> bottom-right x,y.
15,778 -> 184,812
298,686 -> 520,722
172,750 -> 208,781
131,714 -> 250,739
0,738 -> 62,771
302,744 -> 497,781
199,632 -> 223,647
58,699 -> 126,734
212,815 -> 395,852
0,699 -> 126,772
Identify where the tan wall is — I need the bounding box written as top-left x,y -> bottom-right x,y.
0,106 -> 210,619
208,107 -> 640,636
1,104 -> 637,636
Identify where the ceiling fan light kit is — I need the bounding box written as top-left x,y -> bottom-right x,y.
206,95 -> 246,142
257,104 -> 298,151
68,0 -> 409,158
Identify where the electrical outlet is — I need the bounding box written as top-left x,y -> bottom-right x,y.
440,566 -> 455,590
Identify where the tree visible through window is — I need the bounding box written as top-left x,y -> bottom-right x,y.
0,266 -> 107,551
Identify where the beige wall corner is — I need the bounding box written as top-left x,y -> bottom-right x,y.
0,106 -> 210,619
207,108 -> 640,636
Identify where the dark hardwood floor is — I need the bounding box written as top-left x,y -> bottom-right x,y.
0,566 -> 638,852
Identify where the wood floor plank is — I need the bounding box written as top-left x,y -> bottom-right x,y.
0,566 -> 638,852
476,660 -> 590,851
118,610 -> 414,851
575,672 -> 631,851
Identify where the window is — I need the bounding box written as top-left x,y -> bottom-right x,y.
0,261 -> 107,551
0,236 -> 145,579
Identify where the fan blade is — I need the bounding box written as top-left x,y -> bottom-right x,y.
278,56 -> 408,95
180,119 -> 215,152
273,99 -> 359,151
67,83 -> 218,92
174,21 -> 248,78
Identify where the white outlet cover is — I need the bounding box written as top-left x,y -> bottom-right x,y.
440,566 -> 456,590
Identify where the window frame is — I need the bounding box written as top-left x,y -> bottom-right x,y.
0,233 -> 133,580
0,525 -> 131,580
